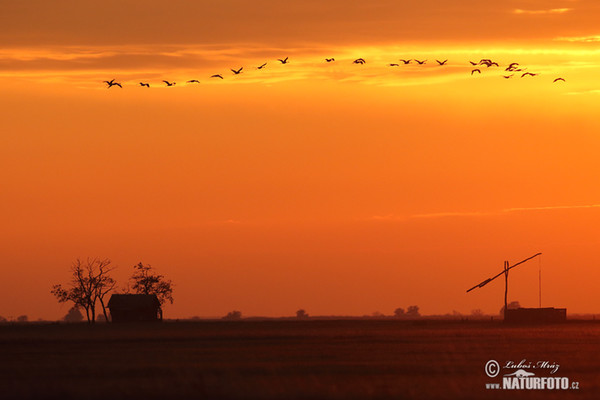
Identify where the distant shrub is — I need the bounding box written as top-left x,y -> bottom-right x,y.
394,308 -> 405,317
64,307 -> 84,323
296,309 -> 309,319
406,306 -> 420,317
16,315 -> 28,323
223,310 -> 242,320
500,301 -> 521,317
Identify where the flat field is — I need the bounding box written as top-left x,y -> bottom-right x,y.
1,320 -> 599,399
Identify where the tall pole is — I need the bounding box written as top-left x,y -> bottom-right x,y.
539,256 -> 542,308
504,261 -> 509,317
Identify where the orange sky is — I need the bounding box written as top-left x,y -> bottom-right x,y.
2,1 -> 600,320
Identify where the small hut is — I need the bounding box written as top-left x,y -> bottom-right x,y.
107,294 -> 162,322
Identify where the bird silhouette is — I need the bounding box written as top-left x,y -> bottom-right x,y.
436,59 -> 448,65
353,58 -> 366,64
211,74 -> 224,79
187,80 -> 200,84
325,58 -> 335,62
388,63 -> 400,67
505,62 -> 519,71
103,79 -> 122,88
277,57 -> 289,64
553,77 -> 565,83
471,69 -> 481,75
257,63 -> 267,69
231,67 -> 243,75
502,74 -> 514,79
414,59 -> 427,64
469,61 -> 478,65
162,80 -> 176,86
139,82 -> 150,87
399,59 -> 412,64
521,72 -> 538,78
479,60 -> 498,68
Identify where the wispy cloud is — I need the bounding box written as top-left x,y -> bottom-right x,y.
410,212 -> 488,219
564,89 -> 600,95
555,35 -> 600,43
503,204 -> 600,212
370,204 -> 600,221
514,8 -> 572,15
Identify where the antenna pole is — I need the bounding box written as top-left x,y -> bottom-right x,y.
539,256 -> 542,308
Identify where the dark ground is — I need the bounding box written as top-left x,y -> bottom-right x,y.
1,319 -> 598,399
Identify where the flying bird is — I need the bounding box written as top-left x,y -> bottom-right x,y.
257,63 -> 267,69
436,59 -> 448,65
414,59 -> 427,64
187,80 -> 200,84
325,58 -> 335,62
211,74 -> 224,79
469,61 -> 478,65
388,63 -> 400,67
277,57 -> 289,64
231,67 -> 243,75
521,72 -> 538,77
502,74 -> 514,79
162,80 -> 176,86
553,77 -> 565,83
471,69 -> 481,75
103,79 -> 122,88
139,82 -> 150,87
506,62 -> 519,71
353,58 -> 366,64
399,59 -> 412,64
480,60 -> 498,68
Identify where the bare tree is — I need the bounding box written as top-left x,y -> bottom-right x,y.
130,262 -> 174,309
51,258 -> 116,324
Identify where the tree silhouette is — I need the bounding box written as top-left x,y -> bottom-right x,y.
16,315 -> 28,323
394,308 -> 405,317
129,262 -> 174,319
51,258 -> 116,324
500,300 -> 521,317
296,309 -> 309,319
406,305 -> 420,317
223,310 -> 242,320
64,306 -> 84,323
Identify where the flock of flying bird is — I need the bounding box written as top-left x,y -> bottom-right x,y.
102,56 -> 566,88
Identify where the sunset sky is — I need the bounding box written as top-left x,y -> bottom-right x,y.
3,0 -> 600,320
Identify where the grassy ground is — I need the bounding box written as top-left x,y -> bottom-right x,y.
1,319 -> 598,399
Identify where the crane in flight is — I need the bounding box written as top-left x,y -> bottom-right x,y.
103,79 -> 122,88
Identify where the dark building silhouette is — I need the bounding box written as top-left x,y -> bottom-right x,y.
108,294 -> 162,322
504,307 -> 566,324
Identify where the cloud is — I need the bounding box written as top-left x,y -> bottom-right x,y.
555,35 -> 600,43
564,89 -> 600,95
513,8 -> 572,15
370,204 -> 600,221
503,204 -> 600,213
410,212 -> 488,219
